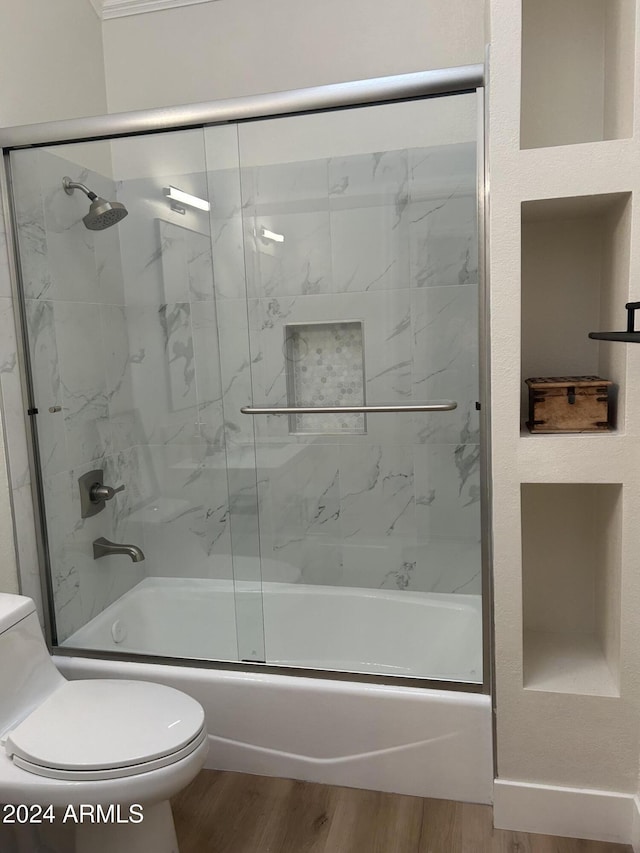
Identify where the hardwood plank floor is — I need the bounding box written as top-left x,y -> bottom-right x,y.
172,770 -> 631,853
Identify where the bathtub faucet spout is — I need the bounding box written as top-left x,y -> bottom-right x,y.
93,537 -> 145,562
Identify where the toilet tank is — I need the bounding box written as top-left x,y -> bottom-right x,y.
0,594 -> 64,737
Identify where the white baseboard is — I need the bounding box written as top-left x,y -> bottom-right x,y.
631,796 -> 640,853
494,779 -> 634,845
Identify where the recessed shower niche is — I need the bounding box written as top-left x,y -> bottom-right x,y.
284,321 -> 366,434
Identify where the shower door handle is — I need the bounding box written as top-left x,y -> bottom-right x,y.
240,401 -> 457,414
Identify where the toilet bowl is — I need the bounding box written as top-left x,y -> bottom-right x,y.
0,593 -> 208,853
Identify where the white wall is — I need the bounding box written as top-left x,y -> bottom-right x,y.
490,0 -> 640,838
102,0 -> 485,113
0,0 -> 107,127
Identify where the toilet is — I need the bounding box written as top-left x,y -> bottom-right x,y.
0,593 -> 208,853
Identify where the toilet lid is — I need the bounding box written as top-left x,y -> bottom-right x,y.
5,679 -> 205,780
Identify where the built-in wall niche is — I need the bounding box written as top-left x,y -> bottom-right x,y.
520,193 -> 631,432
521,0 -> 636,149
521,483 -> 622,696
284,321 -> 366,435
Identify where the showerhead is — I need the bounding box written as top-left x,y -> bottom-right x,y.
83,197 -> 128,231
62,176 -> 128,231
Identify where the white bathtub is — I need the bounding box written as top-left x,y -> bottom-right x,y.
62,577 -> 482,682
55,577 -> 492,803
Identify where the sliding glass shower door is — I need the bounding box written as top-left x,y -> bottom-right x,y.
207,92 -> 482,680
11,88 -> 482,683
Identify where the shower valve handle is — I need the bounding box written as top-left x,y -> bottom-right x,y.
90,482 -> 125,503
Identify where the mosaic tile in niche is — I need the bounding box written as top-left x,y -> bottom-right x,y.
285,321 -> 365,434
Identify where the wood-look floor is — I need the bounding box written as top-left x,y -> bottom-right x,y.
172,770 -> 632,853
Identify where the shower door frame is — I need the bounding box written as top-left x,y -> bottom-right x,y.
0,64 -> 492,695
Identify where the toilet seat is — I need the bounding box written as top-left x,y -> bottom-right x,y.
4,679 -> 206,782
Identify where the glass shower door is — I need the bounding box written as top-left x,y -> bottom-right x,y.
11,128 -> 265,664
216,92 -> 483,681
11,90 -> 482,682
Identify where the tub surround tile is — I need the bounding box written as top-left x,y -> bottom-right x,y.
41,175 -> 102,305
242,159 -> 329,210
206,163 -> 245,301
191,300 -> 224,447
186,235 -> 215,303
295,543 -> 344,586
117,170 -> 211,308
336,538 -> 478,595
42,470 -> 82,642
158,219 -> 214,303
243,210 -> 332,299
11,151 -> 53,302
160,302 -> 197,410
125,302 -> 200,446
330,204 -> 410,294
414,443 -> 481,542
207,164 -> 243,223
14,150 -> 126,306
408,142 -> 477,292
411,284 -> 479,446
0,223 -> 10,299
329,150 -> 408,210
215,298 -> 255,448
118,184 -> 173,307
93,217 -> 126,306
401,539 -> 482,595
55,301 -> 111,469
100,303 -> 139,452
409,194 -> 477,289
25,299 -> 67,479
102,449 -> 147,547
340,539 -> 405,589
409,141 -> 476,203
209,211 -> 245,300
338,444 -> 415,540
241,160 -> 332,301
258,443 -> 342,557
137,444 -> 233,581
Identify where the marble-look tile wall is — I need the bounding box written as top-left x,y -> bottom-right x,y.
210,132 -> 482,597
114,172 -> 234,585
7,139 -> 237,645
9,147 -> 150,641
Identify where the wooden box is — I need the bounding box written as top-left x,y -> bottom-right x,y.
525,376 -> 613,433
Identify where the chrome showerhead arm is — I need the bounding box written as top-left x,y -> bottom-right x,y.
62,176 -> 98,201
